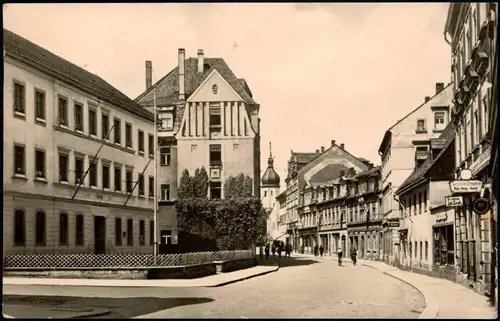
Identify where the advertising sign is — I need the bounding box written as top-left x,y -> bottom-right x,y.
445,196 -> 464,207
449,180 -> 483,193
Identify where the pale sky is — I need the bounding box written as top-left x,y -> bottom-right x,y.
4,3 -> 451,189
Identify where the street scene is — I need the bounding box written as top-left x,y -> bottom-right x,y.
2,2 -> 499,319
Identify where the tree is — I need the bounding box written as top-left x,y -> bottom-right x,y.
224,173 -> 253,198
193,167 -> 209,198
178,169 -> 194,199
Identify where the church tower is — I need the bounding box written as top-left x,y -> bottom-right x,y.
261,142 -> 281,210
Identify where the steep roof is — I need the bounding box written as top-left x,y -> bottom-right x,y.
309,163 -> 350,184
354,166 -> 381,179
135,57 -> 257,105
396,122 -> 456,195
3,29 -> 154,122
292,152 -> 319,164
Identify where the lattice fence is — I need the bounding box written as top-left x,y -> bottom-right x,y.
4,250 -> 254,268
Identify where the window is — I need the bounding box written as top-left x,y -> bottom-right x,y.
139,220 -> 145,246
150,221 -> 154,245
34,89 -> 46,121
125,123 -> 133,148
433,225 -> 454,266
89,108 -> 97,136
423,191 -> 428,212
474,110 -> 480,146
209,144 -> 222,166
160,148 -> 171,166
138,173 -> 145,196
14,145 -> 25,176
209,104 -> 221,127
148,134 -> 154,157
114,165 -> 122,192
74,103 -> 83,132
115,218 -> 122,246
101,113 -> 109,140
13,82 -> 26,115
126,170 -> 133,193
425,241 -> 428,261
434,112 -> 446,131
418,193 -> 422,214
59,213 -> 69,245
14,210 -> 26,246
59,153 -> 69,182
76,214 -> 84,246
127,219 -> 133,246
414,241 -> 418,258
114,118 -> 121,144
264,191 -> 267,197
416,119 -> 426,132
482,94 -> 489,138
35,211 -> 46,246
35,149 -> 45,179
102,163 -> 110,189
419,241 -> 422,260
210,181 -> 222,199
149,176 -> 154,198
161,184 -> 170,201
191,144 -> 197,152
75,157 -> 84,185
89,162 -> 97,187
138,130 -> 145,153
161,230 -> 172,245
58,96 -> 68,126
160,113 -> 173,130
409,198 -> 412,216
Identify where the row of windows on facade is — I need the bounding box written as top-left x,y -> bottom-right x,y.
12,145 -> 172,201
304,179 -> 380,204
12,82 -> 157,156
401,190 -> 429,217
12,210 -> 174,247
182,103 -> 249,135
403,225 -> 455,267
416,111 -> 448,133
300,201 -> 380,227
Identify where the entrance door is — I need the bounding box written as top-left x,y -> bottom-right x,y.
94,216 -> 106,254
360,235 -> 365,258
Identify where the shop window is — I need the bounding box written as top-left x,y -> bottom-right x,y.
433,225 -> 454,266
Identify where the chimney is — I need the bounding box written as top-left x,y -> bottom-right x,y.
339,170 -> 345,177
340,143 -> 345,150
320,146 -> 325,153
178,48 -> 185,101
436,82 -> 445,94
145,60 -> 152,90
331,140 -> 336,147
197,49 -> 204,73
425,96 -> 430,103
315,149 -> 320,153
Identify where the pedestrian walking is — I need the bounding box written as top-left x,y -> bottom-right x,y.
350,245 -> 357,266
319,245 -> 324,257
337,247 -> 343,266
265,243 -> 270,260
271,244 -> 276,256
287,244 -> 292,257
314,244 -> 319,257
278,245 -> 282,257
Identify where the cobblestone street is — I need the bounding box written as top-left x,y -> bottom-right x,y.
3,257 -> 425,318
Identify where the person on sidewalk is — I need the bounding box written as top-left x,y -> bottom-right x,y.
314,244 -> 319,257
277,245 -> 282,257
287,244 -> 292,257
265,243 -> 270,260
350,245 -> 357,266
319,245 -> 324,257
271,243 -> 276,256
337,247 -> 343,266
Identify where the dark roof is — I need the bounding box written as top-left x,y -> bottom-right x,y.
309,163 -> 350,184
396,122 -> 456,195
3,29 -> 154,122
292,152 -> 319,164
354,166 -> 381,179
135,57 -> 256,105
261,158 -> 281,187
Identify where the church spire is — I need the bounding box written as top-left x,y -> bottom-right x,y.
268,141 -> 274,167
261,141 -> 280,187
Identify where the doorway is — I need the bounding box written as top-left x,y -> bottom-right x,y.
360,235 -> 365,258
94,216 -> 106,254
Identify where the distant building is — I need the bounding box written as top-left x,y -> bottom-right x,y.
4,29 -> 155,255
261,143 -> 282,241
444,2 -> 497,297
378,82 -> 454,266
135,49 -> 261,250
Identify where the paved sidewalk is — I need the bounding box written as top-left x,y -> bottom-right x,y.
2,265 -> 279,288
3,305 -> 110,319
293,252 -> 497,319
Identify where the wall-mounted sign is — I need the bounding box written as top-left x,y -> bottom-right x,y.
472,198 -> 490,215
435,212 -> 448,221
445,196 -> 464,207
449,180 -> 483,193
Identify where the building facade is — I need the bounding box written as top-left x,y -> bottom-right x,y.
4,29 -> 156,255
135,49 -> 261,248
378,82 -> 454,265
396,122 -> 457,280
444,2 -> 497,297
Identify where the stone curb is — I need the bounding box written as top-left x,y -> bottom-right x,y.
2,308 -> 110,319
207,265 -> 280,287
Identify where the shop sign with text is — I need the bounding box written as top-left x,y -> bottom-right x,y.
449,180 -> 483,193
445,196 -> 464,207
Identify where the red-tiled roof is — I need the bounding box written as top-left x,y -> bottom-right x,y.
3,29 -> 154,122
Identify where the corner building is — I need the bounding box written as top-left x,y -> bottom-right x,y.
3,29 -> 156,255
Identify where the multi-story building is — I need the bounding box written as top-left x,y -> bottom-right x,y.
135,49 -> 261,248
3,29 -> 156,255
444,2 -> 497,297
276,191 -> 288,244
261,143 -> 281,241
395,122 -> 457,279
293,141 -> 371,253
378,82 -> 454,265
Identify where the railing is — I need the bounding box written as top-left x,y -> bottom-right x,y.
4,250 -> 254,268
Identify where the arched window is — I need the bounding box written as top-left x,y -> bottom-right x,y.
35,211 -> 46,246
75,214 -> 84,245
127,219 -> 133,246
264,191 -> 267,197
14,210 -> 26,246
59,213 -> 69,245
